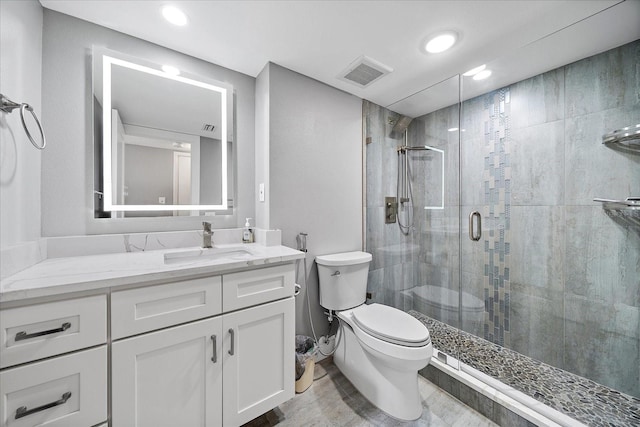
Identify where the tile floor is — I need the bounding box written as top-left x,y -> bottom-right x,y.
244,359 -> 498,427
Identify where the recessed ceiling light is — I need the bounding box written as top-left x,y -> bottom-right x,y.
448,127 -> 459,132
473,70 -> 492,81
425,31 -> 458,54
162,65 -> 180,76
162,6 -> 188,26
463,64 -> 486,77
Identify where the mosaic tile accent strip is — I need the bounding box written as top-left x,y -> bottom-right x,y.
482,88 -> 511,347
410,311 -> 640,427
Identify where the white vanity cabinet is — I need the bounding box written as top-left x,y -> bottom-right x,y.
110,263 -> 295,427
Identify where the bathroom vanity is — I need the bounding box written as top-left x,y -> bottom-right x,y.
0,242 -> 303,427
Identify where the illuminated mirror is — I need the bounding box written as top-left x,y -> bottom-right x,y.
93,48 -> 234,216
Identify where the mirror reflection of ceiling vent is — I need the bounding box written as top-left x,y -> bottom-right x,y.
339,55 -> 393,88
202,124 -> 215,132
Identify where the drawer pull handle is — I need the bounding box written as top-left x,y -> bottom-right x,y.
15,322 -> 71,341
228,328 -> 235,356
15,392 -> 72,419
211,335 -> 217,363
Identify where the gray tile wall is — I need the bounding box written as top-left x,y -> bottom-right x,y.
364,39 -> 640,397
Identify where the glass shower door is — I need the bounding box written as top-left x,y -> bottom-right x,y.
381,75 -> 462,365
458,40 -> 640,399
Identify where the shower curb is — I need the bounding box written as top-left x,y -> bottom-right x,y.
422,357 -> 583,427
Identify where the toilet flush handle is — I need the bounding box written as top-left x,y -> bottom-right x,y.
331,270 -> 341,276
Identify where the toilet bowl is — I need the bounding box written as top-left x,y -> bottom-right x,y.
316,252 -> 433,421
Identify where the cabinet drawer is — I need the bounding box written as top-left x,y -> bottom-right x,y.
223,264 -> 295,311
0,295 -> 106,368
111,276 -> 222,339
0,345 -> 107,427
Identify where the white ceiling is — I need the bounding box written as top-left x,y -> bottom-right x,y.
40,0 -> 640,117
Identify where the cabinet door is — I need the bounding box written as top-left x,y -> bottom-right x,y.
112,317 -> 223,427
222,297 -> 295,426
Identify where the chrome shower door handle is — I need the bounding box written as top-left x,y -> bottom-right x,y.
469,211 -> 482,241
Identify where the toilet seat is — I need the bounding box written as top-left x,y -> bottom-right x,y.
351,304 -> 430,347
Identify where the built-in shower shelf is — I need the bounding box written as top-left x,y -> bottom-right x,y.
594,198 -> 640,227
602,124 -> 640,150
594,197 -> 640,209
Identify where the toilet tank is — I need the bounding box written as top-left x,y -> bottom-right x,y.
316,251 -> 372,311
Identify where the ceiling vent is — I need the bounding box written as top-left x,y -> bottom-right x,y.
339,55 -> 393,88
202,124 -> 215,132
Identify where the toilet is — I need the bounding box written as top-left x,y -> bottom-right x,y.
316,251 -> 433,421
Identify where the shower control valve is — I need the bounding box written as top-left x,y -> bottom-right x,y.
385,196 -> 397,224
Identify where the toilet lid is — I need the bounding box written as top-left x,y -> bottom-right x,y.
352,304 -> 430,347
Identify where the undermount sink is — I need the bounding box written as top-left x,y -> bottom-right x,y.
163,247 -> 253,264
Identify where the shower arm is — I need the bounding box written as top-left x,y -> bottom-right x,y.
397,146 -> 434,152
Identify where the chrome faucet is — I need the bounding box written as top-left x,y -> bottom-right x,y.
202,222 -> 213,248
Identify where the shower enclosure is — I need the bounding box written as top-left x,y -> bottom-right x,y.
364,39 -> 640,400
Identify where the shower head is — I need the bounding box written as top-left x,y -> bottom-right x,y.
388,114 -> 413,139
392,115 -> 413,134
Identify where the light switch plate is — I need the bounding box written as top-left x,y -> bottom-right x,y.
259,183 -> 265,202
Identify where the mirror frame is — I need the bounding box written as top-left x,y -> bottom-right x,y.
100,53 -> 230,212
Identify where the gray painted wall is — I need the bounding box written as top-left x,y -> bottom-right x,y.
200,137 -> 223,205
257,63 -> 363,338
125,144 -> 174,207
0,0 -> 43,248
255,64 -> 270,231
41,10 -> 255,236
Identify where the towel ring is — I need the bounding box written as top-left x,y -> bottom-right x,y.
0,93 -> 47,150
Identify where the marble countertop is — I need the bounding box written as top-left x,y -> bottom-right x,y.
0,244 -> 304,303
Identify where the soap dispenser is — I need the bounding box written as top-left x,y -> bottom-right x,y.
242,218 -> 254,243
